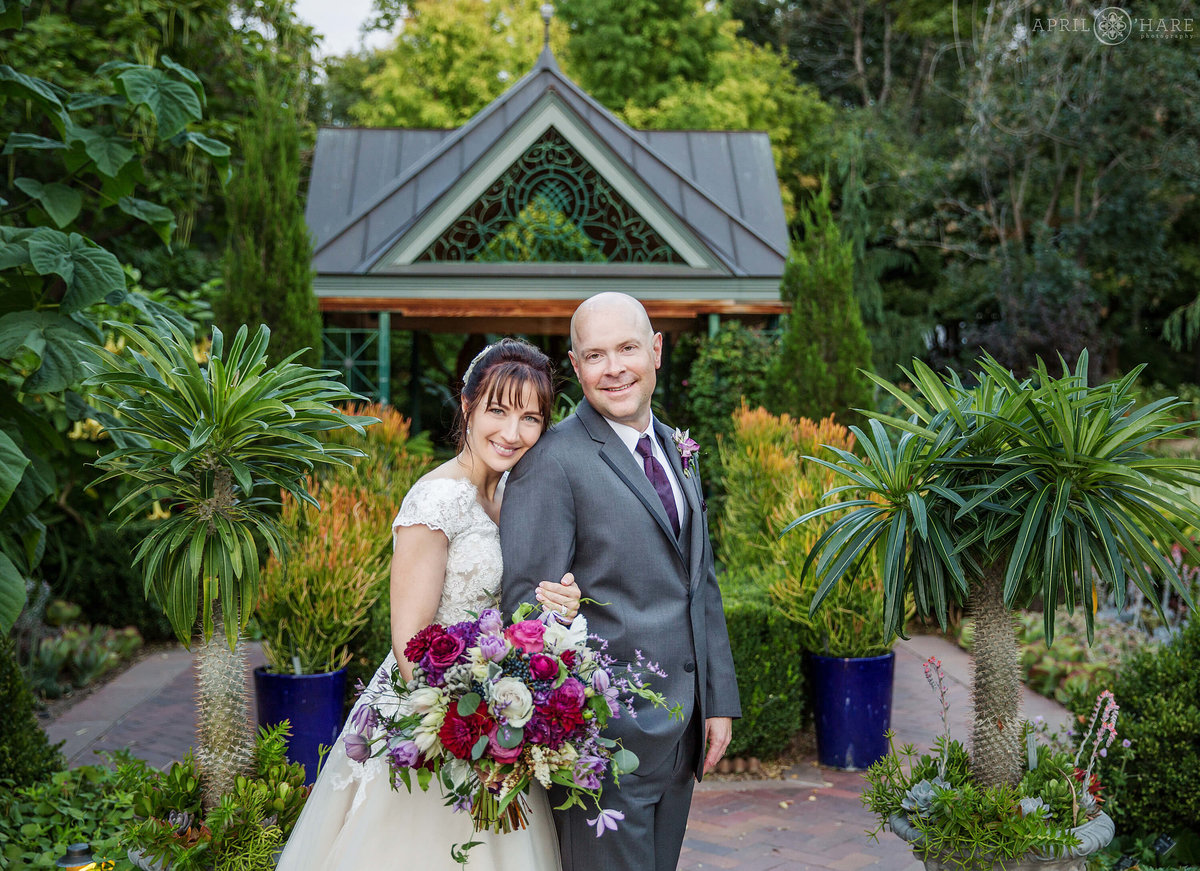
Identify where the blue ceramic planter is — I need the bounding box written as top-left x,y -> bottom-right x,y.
254,666 -> 346,785
809,651 -> 895,770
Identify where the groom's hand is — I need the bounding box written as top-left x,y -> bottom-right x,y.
702,717 -> 733,774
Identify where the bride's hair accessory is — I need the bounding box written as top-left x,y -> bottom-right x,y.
462,343 -> 497,391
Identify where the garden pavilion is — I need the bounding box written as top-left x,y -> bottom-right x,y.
304,33 -> 789,420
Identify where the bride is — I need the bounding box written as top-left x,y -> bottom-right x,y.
277,338 -> 578,870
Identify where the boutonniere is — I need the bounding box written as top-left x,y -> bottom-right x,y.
672,428 -> 700,478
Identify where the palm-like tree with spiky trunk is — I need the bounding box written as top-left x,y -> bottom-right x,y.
790,352 -> 1200,789
87,321 -> 371,808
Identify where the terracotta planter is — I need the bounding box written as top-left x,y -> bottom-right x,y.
889,810 -> 1115,871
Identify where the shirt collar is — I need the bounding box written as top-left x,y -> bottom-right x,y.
605,415 -> 657,454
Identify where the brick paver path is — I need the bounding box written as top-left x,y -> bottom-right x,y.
42,634 -> 1070,870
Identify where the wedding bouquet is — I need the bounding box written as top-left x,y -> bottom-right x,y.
344,603 -> 677,858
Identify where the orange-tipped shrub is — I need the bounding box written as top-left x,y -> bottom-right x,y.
718,402 -> 892,657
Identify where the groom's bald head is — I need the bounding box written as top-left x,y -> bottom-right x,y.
569,293 -> 654,352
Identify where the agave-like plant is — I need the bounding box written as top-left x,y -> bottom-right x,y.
788,352 -> 1200,788
86,321 -> 372,807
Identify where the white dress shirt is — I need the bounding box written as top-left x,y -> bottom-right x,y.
604,416 -> 686,526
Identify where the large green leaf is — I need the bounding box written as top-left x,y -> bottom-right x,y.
117,67 -> 202,139
2,132 -> 66,154
175,131 -> 231,183
76,128 -> 136,177
0,549 -> 25,635
14,177 -> 82,227
0,225 -> 34,270
0,310 -> 94,393
26,230 -> 125,311
0,429 -> 29,513
118,196 -> 176,248
0,64 -> 64,108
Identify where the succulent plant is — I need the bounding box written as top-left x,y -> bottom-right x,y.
902,776 -> 950,818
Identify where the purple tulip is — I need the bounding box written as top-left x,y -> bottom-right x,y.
344,732 -> 371,764
478,609 -> 504,635
479,633 -> 508,662
387,739 -> 421,769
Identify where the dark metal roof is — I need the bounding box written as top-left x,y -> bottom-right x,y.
305,48 -> 788,279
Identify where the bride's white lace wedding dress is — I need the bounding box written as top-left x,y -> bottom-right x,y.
275,477 -> 562,870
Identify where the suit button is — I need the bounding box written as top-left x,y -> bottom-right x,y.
684,662 -> 695,673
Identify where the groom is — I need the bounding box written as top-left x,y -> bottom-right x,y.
501,292 -> 740,871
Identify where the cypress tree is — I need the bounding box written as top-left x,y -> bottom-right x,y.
218,71 -> 321,367
0,637 -> 62,786
774,184 -> 874,423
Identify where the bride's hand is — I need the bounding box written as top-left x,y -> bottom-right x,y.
536,572 -> 580,621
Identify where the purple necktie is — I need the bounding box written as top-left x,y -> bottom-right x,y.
637,435 -> 680,536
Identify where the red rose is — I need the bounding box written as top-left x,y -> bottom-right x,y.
529,653 -> 559,681
505,620 -> 545,654
438,706 -> 493,759
487,724 -> 524,764
426,633 -> 467,670
560,649 -> 577,669
404,624 -> 446,662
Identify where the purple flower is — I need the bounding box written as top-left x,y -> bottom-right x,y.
344,732 -> 371,764
350,703 -> 378,735
479,633 -> 508,662
478,608 -> 503,635
1122,739 -> 1132,748
573,754 -> 606,791
387,739 -> 421,769
591,668 -> 610,693
587,808 -> 625,837
1099,748 -> 1107,758
447,619 -> 480,649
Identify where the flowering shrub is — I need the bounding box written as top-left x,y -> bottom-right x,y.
347,605 -> 679,861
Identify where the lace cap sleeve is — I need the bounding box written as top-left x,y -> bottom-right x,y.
391,478 -> 477,543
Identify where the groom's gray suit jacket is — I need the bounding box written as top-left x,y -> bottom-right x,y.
500,399 -> 740,779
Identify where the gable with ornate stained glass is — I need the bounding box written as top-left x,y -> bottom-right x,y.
417,127 -> 685,264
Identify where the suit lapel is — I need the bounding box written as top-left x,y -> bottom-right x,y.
577,402 -> 686,562
655,419 -> 704,582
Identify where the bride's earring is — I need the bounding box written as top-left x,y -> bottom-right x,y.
467,425 -> 472,436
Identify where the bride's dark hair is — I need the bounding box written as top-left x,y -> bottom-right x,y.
454,338 -> 555,453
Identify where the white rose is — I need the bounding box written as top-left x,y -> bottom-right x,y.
485,676 -> 534,727
542,614 -> 588,653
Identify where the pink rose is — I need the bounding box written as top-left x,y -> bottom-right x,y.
505,620 -> 545,654
529,653 -> 559,681
549,677 -> 587,713
488,724 -> 524,763
426,633 -> 466,669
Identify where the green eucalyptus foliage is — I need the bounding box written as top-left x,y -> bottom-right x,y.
83,322 -> 372,648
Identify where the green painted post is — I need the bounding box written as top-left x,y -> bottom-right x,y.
708,313 -> 720,338
378,311 -> 391,405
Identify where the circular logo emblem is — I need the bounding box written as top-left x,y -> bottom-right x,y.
1094,7 -> 1132,44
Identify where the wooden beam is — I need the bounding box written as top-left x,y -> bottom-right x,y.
318,297 -> 789,319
